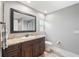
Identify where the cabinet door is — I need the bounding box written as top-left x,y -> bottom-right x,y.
39,38 -> 45,55
32,43 -> 40,57
22,44 -> 32,57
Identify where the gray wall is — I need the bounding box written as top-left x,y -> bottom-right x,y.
0,1 -> 3,21
45,3 -> 79,55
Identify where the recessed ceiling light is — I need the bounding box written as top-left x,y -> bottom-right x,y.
44,10 -> 47,13
27,1 -> 31,3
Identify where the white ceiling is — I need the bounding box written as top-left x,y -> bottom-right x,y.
19,1 -> 79,14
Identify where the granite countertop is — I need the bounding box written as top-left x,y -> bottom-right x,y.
8,35 -> 45,46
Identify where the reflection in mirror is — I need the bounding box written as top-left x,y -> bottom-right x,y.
10,8 -> 36,33
14,12 -> 35,31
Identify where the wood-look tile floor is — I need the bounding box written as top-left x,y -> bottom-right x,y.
40,51 -> 61,57
40,48 -> 63,57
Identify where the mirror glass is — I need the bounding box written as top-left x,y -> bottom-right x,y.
10,8 -> 36,33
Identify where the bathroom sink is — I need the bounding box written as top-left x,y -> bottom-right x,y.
21,37 -> 27,39
20,35 -> 45,40
20,36 -> 36,40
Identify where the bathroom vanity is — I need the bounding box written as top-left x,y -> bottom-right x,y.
2,35 -> 45,57
2,7 -> 45,57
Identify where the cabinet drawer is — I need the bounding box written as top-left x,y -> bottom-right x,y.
5,44 -> 20,52
33,39 -> 39,43
39,37 -> 45,41
5,50 -> 20,57
22,41 -> 33,46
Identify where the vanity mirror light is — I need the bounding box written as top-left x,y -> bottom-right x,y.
10,8 -> 36,33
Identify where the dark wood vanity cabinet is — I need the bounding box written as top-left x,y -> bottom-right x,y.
2,37 -> 45,57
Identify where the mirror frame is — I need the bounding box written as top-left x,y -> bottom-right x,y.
10,8 -> 36,33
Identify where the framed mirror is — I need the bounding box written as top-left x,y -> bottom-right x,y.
10,8 -> 36,33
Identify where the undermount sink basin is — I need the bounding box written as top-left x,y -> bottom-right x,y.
21,36 -> 36,39
20,35 -> 45,40
21,37 -> 27,39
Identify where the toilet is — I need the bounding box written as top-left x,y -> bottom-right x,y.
45,41 -> 53,53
